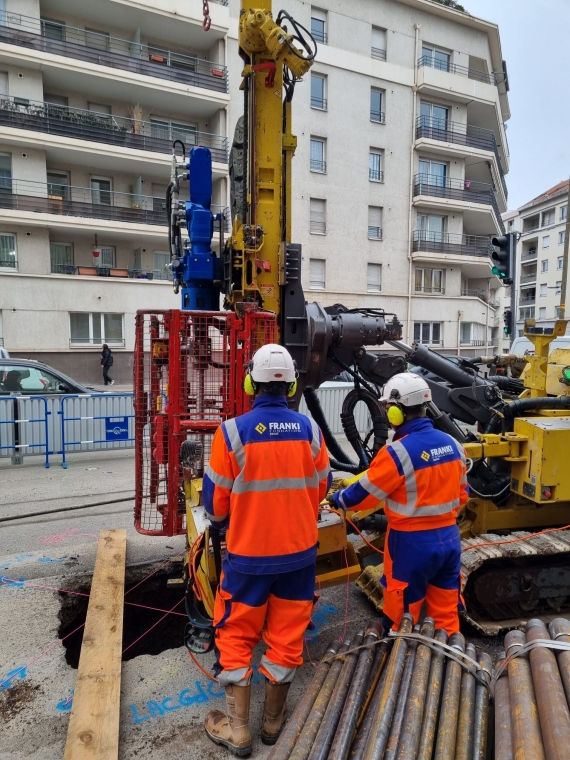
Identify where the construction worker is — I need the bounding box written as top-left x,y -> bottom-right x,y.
331,372 -> 468,635
202,344 -> 331,757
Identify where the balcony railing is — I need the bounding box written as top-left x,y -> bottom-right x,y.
0,10 -> 228,93
462,289 -> 486,301
310,159 -> 326,173
520,296 -> 536,305
0,177 -> 230,230
69,337 -> 126,347
369,168 -> 384,182
520,272 -> 537,284
412,230 -> 493,258
0,257 -> 17,268
371,47 -> 386,61
0,97 -> 229,163
368,226 -> 383,239
417,55 -> 497,85
370,110 -> 385,123
415,287 -> 445,294
521,249 -> 538,261
51,264 -> 174,280
312,30 -> 328,44
415,115 -> 507,200
311,96 -> 327,110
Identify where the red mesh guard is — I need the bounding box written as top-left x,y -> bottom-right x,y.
134,308 -> 276,536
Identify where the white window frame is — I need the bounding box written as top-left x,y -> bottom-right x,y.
556,280 -> 562,294
366,263 -> 381,292
369,149 -> 383,182
414,267 -> 444,294
309,258 -> 326,290
310,73 -> 327,111
370,87 -> 384,123
541,208 -> 555,227
371,27 -> 387,60
46,170 -> 70,200
310,8 -> 327,44
540,283 -> 548,297
310,198 -> 326,235
153,251 -> 170,280
90,175 -> 113,206
0,232 -> 17,270
69,312 -> 124,346
150,117 -> 198,145
539,307 -> 546,319
50,241 -> 74,273
558,256 -> 564,270
541,259 -> 549,273
413,321 -> 442,346
542,235 -> 550,248
562,205 -> 568,221
100,246 -> 115,268
310,137 -> 326,173
560,231 -> 566,246
421,44 -> 451,72
368,206 -> 382,239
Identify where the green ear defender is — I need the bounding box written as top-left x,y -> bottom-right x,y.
244,373 -> 256,396
387,404 -> 405,426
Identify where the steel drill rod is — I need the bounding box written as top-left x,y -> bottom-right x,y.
349,658 -> 390,760
525,618 -> 570,760
416,628 -> 449,760
454,642 -> 477,760
548,618 -> 570,705
307,632 -> 365,760
361,613 -> 414,760
433,631 -> 465,760
289,640 -> 352,760
472,651 -> 492,760
267,641 -> 341,760
494,653 -> 513,760
505,629 -> 545,760
395,617 -> 435,760
328,624 -> 383,760
356,640 -> 391,729
383,627 -> 420,760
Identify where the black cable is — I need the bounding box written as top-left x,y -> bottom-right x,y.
341,387 -> 388,467
172,138 -> 186,162
275,10 -> 317,61
485,395 -> 570,434
0,496 -> 135,523
302,388 -> 360,469
329,457 -> 361,474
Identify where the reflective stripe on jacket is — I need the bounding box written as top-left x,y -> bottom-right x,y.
203,394 -> 332,573
337,417 -> 468,531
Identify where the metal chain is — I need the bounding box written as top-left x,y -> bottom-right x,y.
202,0 -> 211,31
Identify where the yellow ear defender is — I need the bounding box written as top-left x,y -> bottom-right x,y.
243,373 -> 256,396
287,379 -> 298,398
387,404 -> 405,426
243,360 -> 298,397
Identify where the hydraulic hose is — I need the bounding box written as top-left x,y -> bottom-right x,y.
303,388 -> 359,469
489,375 -> 524,394
340,387 -> 388,467
329,457 -> 361,474
485,395 -> 570,434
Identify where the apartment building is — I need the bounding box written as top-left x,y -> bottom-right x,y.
508,181 -> 569,338
227,0 -> 511,356
0,0 -> 229,381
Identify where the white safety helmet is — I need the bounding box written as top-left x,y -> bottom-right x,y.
249,344 -> 297,383
380,372 -> 432,407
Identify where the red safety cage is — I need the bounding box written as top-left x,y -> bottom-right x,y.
134,307 -> 276,536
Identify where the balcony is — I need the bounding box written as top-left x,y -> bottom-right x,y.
413,230 -> 492,258
521,249 -> 538,262
0,11 -> 228,93
520,272 -> 537,284
462,289 -> 486,301
311,96 -> 327,111
415,287 -> 445,295
0,97 -> 229,163
371,47 -> 386,61
369,168 -> 384,182
415,116 -> 507,201
520,296 -> 536,306
417,56 -> 496,86
413,174 -> 504,234
370,110 -> 385,124
0,257 -> 17,269
0,178 -> 230,231
51,264 -> 172,280
310,158 -> 326,173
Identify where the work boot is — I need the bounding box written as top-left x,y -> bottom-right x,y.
204,684 -> 252,757
261,681 -> 291,745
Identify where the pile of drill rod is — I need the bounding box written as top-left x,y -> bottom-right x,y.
495,617 -> 570,760
268,612 -> 492,760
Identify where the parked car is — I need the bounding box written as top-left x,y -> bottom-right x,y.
408,355 -> 481,384
0,359 -> 96,395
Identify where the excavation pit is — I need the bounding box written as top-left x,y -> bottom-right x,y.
58,566 -> 186,668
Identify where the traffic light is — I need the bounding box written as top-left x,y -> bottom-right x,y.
491,233 -> 517,285
503,309 -> 512,336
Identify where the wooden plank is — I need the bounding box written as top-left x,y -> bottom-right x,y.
63,529 -> 127,760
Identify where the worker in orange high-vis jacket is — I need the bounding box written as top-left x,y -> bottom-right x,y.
331,372 -> 468,636
202,344 -> 331,757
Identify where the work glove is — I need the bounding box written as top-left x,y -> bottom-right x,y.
329,490 -> 346,511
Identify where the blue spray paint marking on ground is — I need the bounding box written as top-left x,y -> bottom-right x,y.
128,666 -> 266,723
37,557 -> 66,564
0,666 -> 28,692
56,691 -> 74,712
305,604 -> 338,642
0,577 -> 25,589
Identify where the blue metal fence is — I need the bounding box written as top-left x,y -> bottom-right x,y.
0,395 -> 51,468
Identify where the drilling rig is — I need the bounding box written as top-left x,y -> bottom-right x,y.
134,0 -> 570,640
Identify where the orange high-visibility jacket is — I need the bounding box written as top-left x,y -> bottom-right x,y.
336,417 -> 468,531
203,394 -> 332,573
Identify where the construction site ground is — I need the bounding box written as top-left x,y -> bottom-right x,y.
0,447 -> 501,759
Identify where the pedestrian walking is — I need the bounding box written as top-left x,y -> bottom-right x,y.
202,344 -> 331,756
331,372 -> 468,636
100,344 -> 114,386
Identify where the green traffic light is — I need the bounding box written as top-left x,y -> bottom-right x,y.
564,368 -> 570,381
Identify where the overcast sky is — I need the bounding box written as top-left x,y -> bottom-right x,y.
466,0 -> 570,210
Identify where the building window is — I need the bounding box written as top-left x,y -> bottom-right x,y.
309,258 -> 326,289
419,158 -> 447,186
556,281 -> 562,294
421,44 -> 450,72
69,312 -> 124,346
539,307 -> 546,319
417,213 -> 446,242
540,283 -> 548,297
556,306 -> 564,318
368,206 -> 382,239
562,205 -> 568,221
558,256 -> 564,269
311,74 -> 327,110
371,27 -> 387,60
413,322 -> 442,346
367,263 -> 381,292
153,251 -> 170,280
310,198 -> 326,234
460,322 -> 485,346
41,18 -> 66,40
311,8 -> 327,44
0,233 -> 17,269
50,242 -> 73,273
91,176 -> 113,205
100,246 -> 115,268
310,137 -> 326,173
415,267 -> 444,294
419,101 -> 449,130
150,118 -> 198,146
560,231 -> 566,245
541,259 -> 549,272
542,209 -> 555,227
85,28 -> 110,51
369,150 -> 383,182
370,88 -> 384,123
47,170 -> 70,200
0,153 -> 11,192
